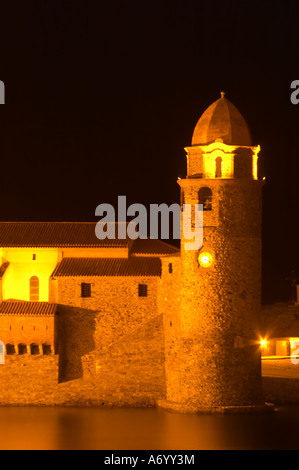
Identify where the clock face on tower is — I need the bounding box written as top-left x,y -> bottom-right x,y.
198,252 -> 213,268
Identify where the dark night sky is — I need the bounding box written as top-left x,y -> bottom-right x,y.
0,0 -> 298,304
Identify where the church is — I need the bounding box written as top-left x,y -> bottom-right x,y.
0,93 -> 269,413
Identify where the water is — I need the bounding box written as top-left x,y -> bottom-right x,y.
0,406 -> 298,450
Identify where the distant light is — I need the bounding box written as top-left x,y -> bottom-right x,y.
177,177 -> 181,180
262,177 -> 266,180
260,339 -> 267,347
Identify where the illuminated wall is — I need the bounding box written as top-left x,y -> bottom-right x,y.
159,137 -> 265,413
0,314 -> 54,347
1,248 -> 59,302
0,246 -> 129,302
185,142 -> 260,180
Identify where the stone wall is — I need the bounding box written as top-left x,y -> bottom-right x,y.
0,314 -> 55,352
0,355 -> 59,405
93,313 -> 166,406
56,275 -> 160,351
158,255 -> 182,402
0,274 -> 166,406
0,311 -> 166,406
0,354 -> 99,406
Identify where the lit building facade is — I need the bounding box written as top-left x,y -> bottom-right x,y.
0,93 -> 269,412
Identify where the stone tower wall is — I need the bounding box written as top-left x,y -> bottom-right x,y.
162,178 -> 265,410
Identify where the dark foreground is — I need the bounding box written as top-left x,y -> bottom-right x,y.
0,405 -> 298,450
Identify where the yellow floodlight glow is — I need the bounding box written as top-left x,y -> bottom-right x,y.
198,252 -> 213,268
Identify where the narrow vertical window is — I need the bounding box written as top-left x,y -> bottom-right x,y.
138,284 -> 148,297
32,254 -> 36,260
81,282 -> 91,298
180,189 -> 185,208
168,263 -> 173,274
215,157 -> 222,178
198,187 -> 212,211
30,276 -> 39,301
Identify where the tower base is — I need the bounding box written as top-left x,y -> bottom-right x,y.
157,399 -> 275,415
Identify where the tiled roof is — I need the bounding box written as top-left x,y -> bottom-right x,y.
130,239 -> 179,255
0,301 -> 57,316
0,223 -> 181,255
51,257 -> 162,277
0,222 -> 129,248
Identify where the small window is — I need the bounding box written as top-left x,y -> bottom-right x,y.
198,187 -> 212,211
6,344 -> 15,355
32,254 -> 36,260
168,263 -> 173,274
18,343 -> 27,355
138,284 -> 148,297
42,343 -> 52,355
81,282 -> 91,298
30,343 -> 40,355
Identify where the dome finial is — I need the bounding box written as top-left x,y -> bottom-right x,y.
220,91 -> 226,98
191,92 -> 252,146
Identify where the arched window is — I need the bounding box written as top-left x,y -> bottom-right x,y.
30,276 -> 39,301
198,187 -> 212,211
215,157 -> 222,178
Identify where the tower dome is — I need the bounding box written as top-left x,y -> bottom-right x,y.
191,92 -> 252,146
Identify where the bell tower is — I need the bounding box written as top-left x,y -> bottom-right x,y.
159,92 -> 270,413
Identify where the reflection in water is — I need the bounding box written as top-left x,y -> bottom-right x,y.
0,406 -> 299,450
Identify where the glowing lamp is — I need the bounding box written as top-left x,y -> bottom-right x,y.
198,252 -> 213,268
260,339 -> 267,347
